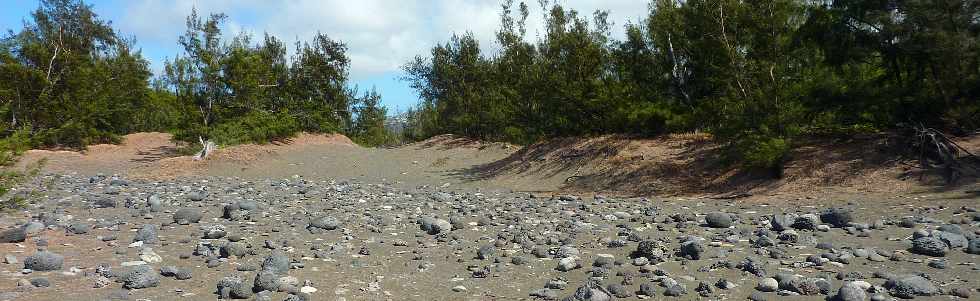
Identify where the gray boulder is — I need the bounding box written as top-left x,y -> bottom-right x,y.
66,223 -> 91,235
309,216 -> 341,231
24,251 -> 64,271
261,252 -> 290,275
253,271 -> 280,292
835,282 -> 867,301
0,227 -> 27,243
632,240 -> 667,263
910,237 -> 948,257
886,276 -> 938,299
966,239 -> 980,255
133,225 -> 159,244
220,242 -> 248,258
664,284 -> 687,296
146,194 -> 162,212
932,231 -> 968,249
793,214 -> 820,230
159,266 -> 192,280
420,217 -> 451,235
477,245 -> 495,260
568,284 -> 611,301
770,214 -> 793,231
820,208 -> 854,228
173,208 -> 203,224
216,276 -> 253,299
120,266 -> 160,289
705,212 -> 733,228
679,240 -> 704,260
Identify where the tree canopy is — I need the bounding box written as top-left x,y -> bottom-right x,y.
402,0 -> 980,171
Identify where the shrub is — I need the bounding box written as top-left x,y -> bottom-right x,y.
737,136 -> 791,176
0,129 -> 33,167
208,111 -> 301,145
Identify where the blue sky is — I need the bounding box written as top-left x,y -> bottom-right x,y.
1,0 -> 648,114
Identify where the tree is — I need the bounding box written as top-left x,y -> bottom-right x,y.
0,0 -> 154,146
350,87 -> 391,146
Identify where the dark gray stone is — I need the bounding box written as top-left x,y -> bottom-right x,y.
679,240 -> 704,260
120,266 -> 160,289
664,284 -> 686,296
910,237 -> 949,257
966,239 -> 980,255
705,212 -> 733,228
29,277 -> 50,287
261,252 -> 290,275
220,242 -> 248,258
607,283 -> 631,298
638,283 -> 656,296
173,208 -> 203,224
771,214 -> 792,231
820,208 -> 854,228
885,275 -> 938,299
420,217 -> 451,235
133,225 -> 159,244
159,266 -> 192,280
66,223 -> 91,235
477,245 -> 495,260
933,231 -> 968,249
309,216 -> 340,230
24,251 -> 63,271
835,282 -> 867,301
793,214 -> 820,230
0,227 -> 27,243
253,271 -> 280,292
216,276 -> 252,299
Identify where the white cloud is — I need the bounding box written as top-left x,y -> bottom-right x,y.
115,0 -> 649,80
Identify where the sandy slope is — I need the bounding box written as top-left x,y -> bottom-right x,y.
14,132 -> 980,198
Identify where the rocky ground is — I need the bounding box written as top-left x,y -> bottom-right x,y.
0,172 -> 978,301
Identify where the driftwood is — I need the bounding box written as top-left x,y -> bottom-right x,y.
912,125 -> 979,183
193,137 -> 216,161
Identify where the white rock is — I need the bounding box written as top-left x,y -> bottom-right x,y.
300,286 -> 318,294
757,278 -> 779,292
139,249 -> 162,263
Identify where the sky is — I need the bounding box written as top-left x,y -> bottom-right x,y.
1,0 -> 650,113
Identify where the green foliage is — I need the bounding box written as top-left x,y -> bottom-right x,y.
0,130 -> 34,211
0,129 -> 33,167
164,10 -> 390,146
208,111 -> 300,145
403,0 -> 980,172
737,136 -> 791,175
0,157 -> 43,212
349,88 -> 396,146
0,0 -> 164,148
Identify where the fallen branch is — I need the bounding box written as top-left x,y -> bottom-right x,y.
193,137 -> 216,161
912,125 -> 979,183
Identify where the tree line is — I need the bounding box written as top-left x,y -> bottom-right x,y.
402,0 -> 980,171
0,0 -> 393,165
1,0 -> 978,174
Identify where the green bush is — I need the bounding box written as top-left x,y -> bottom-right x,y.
737,136 -> 791,176
32,121 -> 121,148
208,111 -> 301,145
0,129 -> 33,167
0,157 -> 43,212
